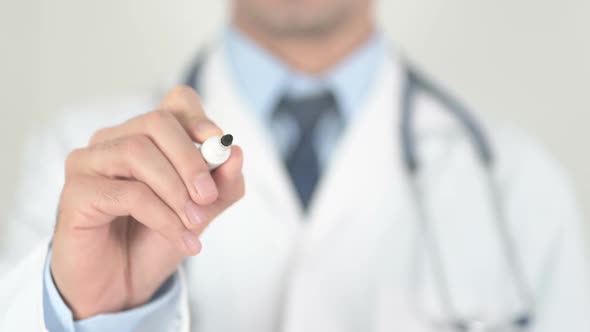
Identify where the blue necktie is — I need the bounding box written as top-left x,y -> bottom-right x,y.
273,91 -> 339,210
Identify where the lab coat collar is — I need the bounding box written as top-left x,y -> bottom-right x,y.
302,52 -> 406,247
199,43 -> 408,249
202,45 -> 303,239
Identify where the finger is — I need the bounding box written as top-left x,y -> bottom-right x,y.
66,136 -> 204,231
90,109 -> 218,205
178,146 -> 245,236
157,85 -> 223,143
212,146 -> 245,205
60,175 -> 202,256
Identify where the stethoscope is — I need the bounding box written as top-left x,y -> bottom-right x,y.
402,66 -> 535,331
182,51 -> 535,331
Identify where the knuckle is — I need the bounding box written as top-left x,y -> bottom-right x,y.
57,182 -> 80,226
164,85 -> 204,119
61,176 -> 81,198
129,181 -> 150,200
145,109 -> 175,130
99,181 -> 129,206
64,148 -> 85,175
59,176 -> 92,211
180,110 -> 206,127
168,85 -> 201,104
122,135 -> 153,157
89,127 -> 110,145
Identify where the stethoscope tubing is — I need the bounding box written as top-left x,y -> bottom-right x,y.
401,63 -> 535,331
182,48 -> 535,331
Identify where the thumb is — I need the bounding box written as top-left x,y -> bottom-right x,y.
158,85 -> 223,143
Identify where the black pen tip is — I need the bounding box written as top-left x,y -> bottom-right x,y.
221,134 -> 233,147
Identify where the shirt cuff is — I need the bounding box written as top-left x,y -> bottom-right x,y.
42,249 -> 182,332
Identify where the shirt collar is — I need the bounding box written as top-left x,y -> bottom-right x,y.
325,32 -> 385,121
223,26 -> 386,123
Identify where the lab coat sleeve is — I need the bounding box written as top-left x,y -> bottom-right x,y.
498,129 -> 590,331
0,110 -> 192,331
0,117 -> 70,274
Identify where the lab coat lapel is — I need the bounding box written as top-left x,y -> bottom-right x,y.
196,45 -> 454,246
303,56 -> 406,246
200,46 -> 302,235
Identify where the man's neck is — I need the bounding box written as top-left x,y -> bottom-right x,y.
233,11 -> 374,75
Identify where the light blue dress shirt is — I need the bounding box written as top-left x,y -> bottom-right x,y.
43,27 -> 385,331
224,27 -> 385,166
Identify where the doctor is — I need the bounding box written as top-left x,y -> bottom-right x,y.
1,0 -> 589,331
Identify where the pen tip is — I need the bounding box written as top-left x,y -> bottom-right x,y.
220,134 -> 233,147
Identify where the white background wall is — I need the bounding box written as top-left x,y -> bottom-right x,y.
1,0 -> 588,223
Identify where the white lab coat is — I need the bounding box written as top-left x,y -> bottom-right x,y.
1,43 -> 589,332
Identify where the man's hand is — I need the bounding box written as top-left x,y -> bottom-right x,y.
50,86 -> 245,319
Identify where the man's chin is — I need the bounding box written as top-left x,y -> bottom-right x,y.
237,0 -> 357,38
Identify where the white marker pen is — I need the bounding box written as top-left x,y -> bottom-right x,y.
198,134 -> 233,171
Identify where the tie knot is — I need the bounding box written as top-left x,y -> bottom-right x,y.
274,90 -> 338,133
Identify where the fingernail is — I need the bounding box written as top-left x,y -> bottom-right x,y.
182,231 -> 201,255
185,201 -> 203,225
193,173 -> 218,201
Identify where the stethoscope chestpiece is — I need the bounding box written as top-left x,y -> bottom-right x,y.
513,312 -> 533,329
452,319 -> 484,332
450,312 -> 532,331
452,319 -> 469,331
